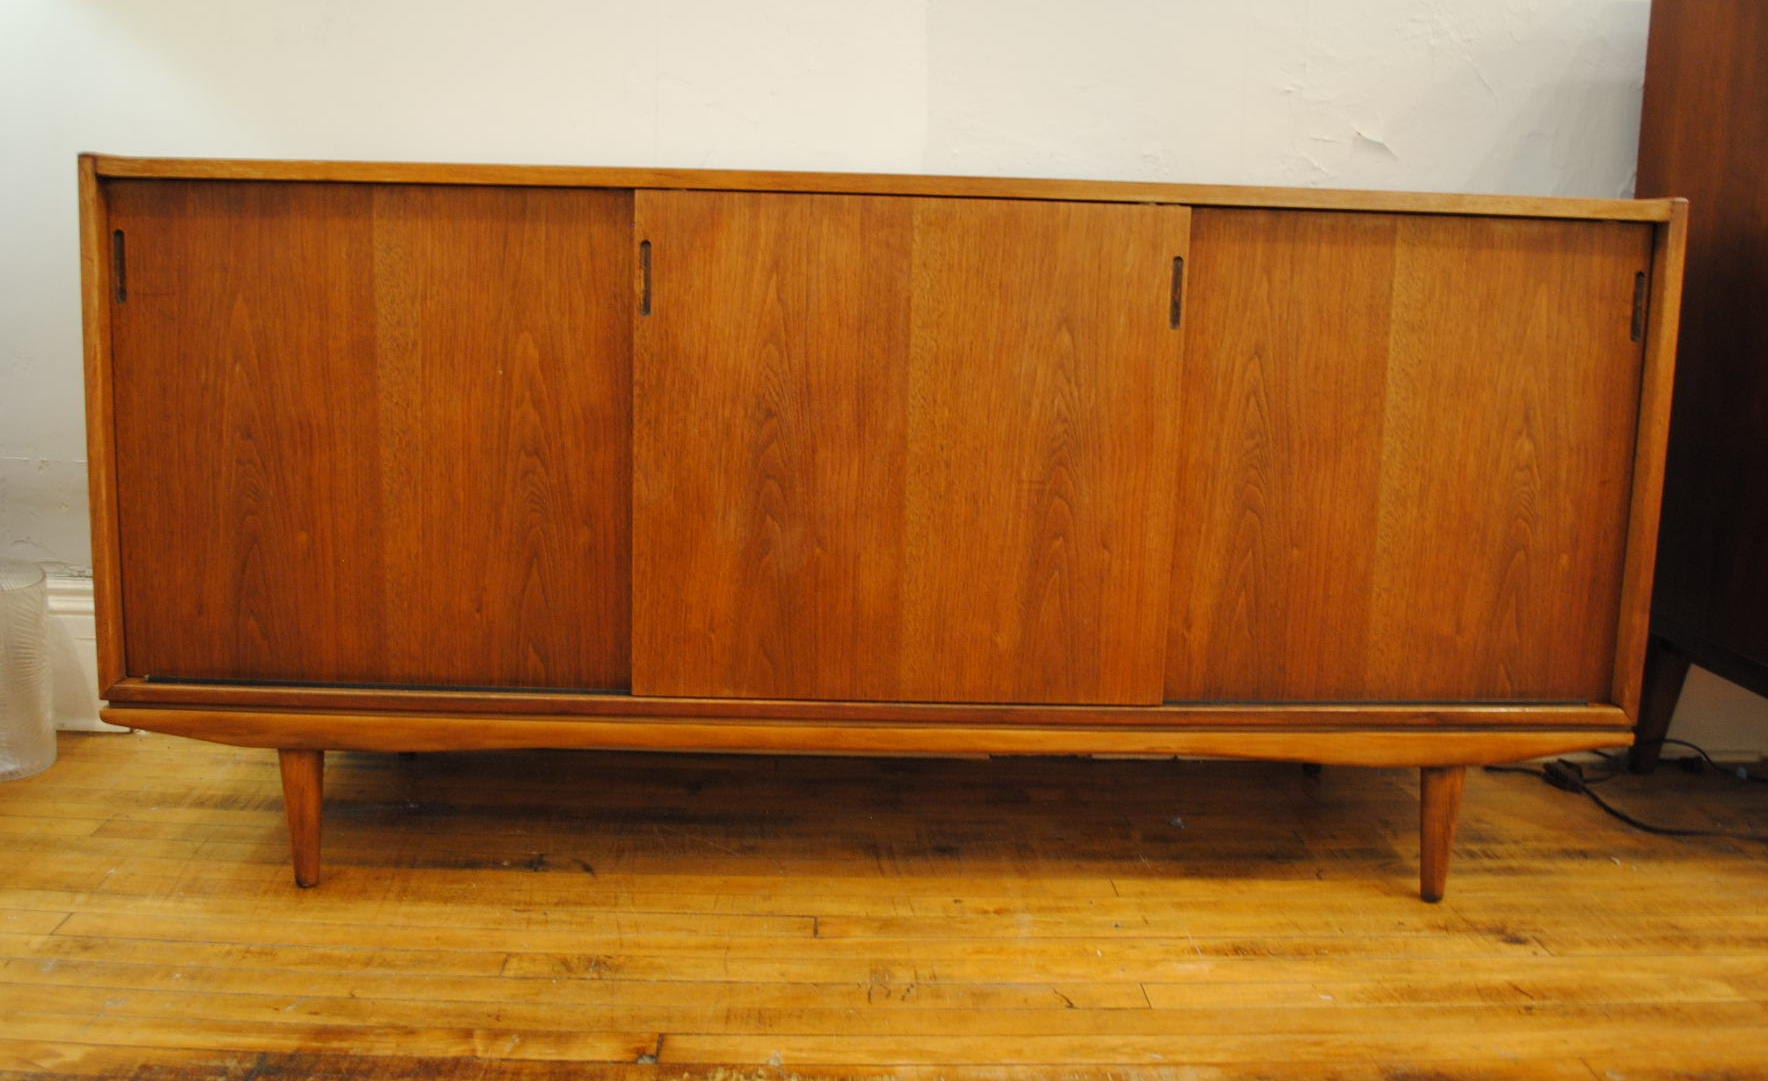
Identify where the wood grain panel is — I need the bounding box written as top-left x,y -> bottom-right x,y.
107,180 -> 630,688
110,180 -> 385,683
634,192 -> 1188,703
1168,209 -> 1652,702
896,199 -> 1189,703
631,190 -> 913,700
1369,215 -> 1650,700
1167,211 -> 1398,698
371,185 -> 632,688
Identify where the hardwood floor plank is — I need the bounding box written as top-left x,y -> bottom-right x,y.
8,1039 -> 1754,1081
657,1010 -> 1768,1066
1144,954 -> 1768,1008
0,1041 -> 672,1081
44,909 -> 1558,968
0,957 -> 1147,1012
0,910 -> 69,936
0,816 -> 104,840
2,1013 -> 653,1065
9,982 -> 1767,1045
0,931 -> 512,978
0,733 -> 1761,1078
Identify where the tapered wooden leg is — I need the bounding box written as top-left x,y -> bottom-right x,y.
278,749 -> 324,888
1630,635 -> 1691,773
1419,765 -> 1466,903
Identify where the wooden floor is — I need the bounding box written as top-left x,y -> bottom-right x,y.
1,733 -> 1765,1080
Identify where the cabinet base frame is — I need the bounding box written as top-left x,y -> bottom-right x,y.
107,706 -> 1629,900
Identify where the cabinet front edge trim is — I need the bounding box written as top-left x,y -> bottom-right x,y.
101,680 -> 1623,728
102,706 -> 1630,766
84,154 -> 1679,222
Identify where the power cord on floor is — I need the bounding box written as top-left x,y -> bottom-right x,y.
1483,742 -> 1768,843
1655,737 -> 1768,783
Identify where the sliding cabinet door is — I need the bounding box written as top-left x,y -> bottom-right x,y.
1166,209 -> 1653,702
633,192 -> 1190,704
107,180 -> 631,689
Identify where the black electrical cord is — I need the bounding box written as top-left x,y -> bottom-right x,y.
1657,737 -> 1768,782
1483,745 -> 1768,843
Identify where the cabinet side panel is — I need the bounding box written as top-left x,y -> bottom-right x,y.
109,180 -> 387,681
82,161 -> 125,690
1610,209 -> 1687,717
1170,209 -> 1651,701
371,185 -> 633,689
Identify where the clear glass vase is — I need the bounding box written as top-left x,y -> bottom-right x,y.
0,561 -> 55,781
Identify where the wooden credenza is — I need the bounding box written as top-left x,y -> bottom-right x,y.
78,156 -> 1686,900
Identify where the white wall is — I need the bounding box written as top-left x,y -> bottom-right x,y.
0,0 -> 1656,570
5,0 -> 1759,748
0,1 -> 931,564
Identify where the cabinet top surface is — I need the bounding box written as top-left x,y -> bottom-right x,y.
84,154 -> 1680,223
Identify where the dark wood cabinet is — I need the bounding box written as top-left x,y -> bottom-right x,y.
1632,0 -> 1768,768
79,155 -> 1686,901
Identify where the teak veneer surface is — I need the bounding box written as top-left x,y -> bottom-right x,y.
634,192 -> 1189,703
109,180 -> 378,683
107,180 -> 632,689
1168,210 -> 1651,700
1,733 -> 1764,1079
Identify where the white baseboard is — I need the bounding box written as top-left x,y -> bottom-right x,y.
44,575 -> 125,732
